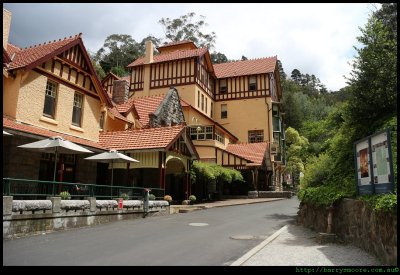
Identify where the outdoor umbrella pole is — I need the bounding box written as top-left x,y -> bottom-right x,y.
111,160 -> 114,198
53,147 -> 58,182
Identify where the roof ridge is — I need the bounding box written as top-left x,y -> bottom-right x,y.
22,33 -> 82,50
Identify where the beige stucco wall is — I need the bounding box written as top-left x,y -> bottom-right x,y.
104,114 -> 126,132
215,97 -> 272,143
13,70 -> 102,141
3,9 -> 11,48
3,71 -> 22,118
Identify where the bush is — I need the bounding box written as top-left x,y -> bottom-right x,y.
188,195 -> 196,202
120,193 -> 129,200
148,194 -> 156,200
59,191 -> 71,200
298,185 -> 353,206
164,195 -> 172,202
360,193 -> 397,213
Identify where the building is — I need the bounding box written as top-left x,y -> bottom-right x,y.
121,40 -> 285,192
2,9 -> 198,200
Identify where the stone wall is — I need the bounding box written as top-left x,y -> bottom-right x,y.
297,199 -> 397,265
248,191 -> 294,198
3,197 -> 169,239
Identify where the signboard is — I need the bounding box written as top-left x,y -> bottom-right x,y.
354,138 -> 373,195
370,130 -> 394,193
354,129 -> 394,195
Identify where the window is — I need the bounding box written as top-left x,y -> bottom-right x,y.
248,130 -> 264,143
190,126 -> 213,140
72,92 -> 83,126
272,104 -> 281,132
219,79 -> 227,93
99,111 -> 105,129
43,80 -> 58,118
197,90 -> 200,108
221,104 -> 227,119
215,130 -> 225,144
205,97 -> 208,114
249,76 -> 257,91
201,94 -> 204,111
210,102 -> 214,118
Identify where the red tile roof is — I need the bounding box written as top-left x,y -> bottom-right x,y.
3,116 -> 104,150
115,97 -> 135,114
127,48 -> 208,67
133,95 -> 165,127
7,34 -> 81,70
99,125 -> 185,151
6,43 -> 21,57
226,142 -> 268,165
108,106 -> 134,124
157,40 -> 196,50
213,56 -> 277,78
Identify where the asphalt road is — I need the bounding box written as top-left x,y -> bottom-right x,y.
3,197 -> 300,266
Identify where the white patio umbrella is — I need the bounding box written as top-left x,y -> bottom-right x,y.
84,150 -> 139,195
18,136 -> 93,181
3,130 -> 12,136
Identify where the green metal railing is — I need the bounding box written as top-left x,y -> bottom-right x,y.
2,178 -> 164,200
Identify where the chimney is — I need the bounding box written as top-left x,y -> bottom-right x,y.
144,40 -> 154,64
3,9 -> 12,48
112,80 -> 129,104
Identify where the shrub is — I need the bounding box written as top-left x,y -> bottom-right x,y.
59,191 -> 71,200
120,193 -> 129,200
189,195 -> 196,202
163,195 -> 172,202
148,194 -> 156,200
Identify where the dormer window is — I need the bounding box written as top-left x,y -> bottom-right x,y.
249,76 -> 257,91
219,79 -> 227,93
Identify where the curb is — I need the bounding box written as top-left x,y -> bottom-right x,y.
197,198 -> 285,209
230,225 -> 288,266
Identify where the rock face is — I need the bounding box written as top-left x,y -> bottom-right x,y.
297,199 -> 397,265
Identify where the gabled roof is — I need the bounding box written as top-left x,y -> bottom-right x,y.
133,95 -> 165,127
7,34 -> 81,70
214,56 -> 277,78
6,34 -> 113,107
226,142 -> 268,166
3,116 -> 104,150
6,43 -> 21,57
108,106 -> 135,124
99,125 -> 184,151
101,72 -> 130,85
127,47 -> 208,67
3,47 -> 11,65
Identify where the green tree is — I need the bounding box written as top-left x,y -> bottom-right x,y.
88,50 -> 106,80
291,69 -> 301,84
158,12 -> 216,50
277,59 -> 286,80
210,52 -> 228,64
346,13 -> 397,136
284,127 -> 308,186
95,34 -> 142,75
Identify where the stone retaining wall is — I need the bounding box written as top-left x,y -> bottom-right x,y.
248,191 -> 294,198
3,196 -> 169,239
297,199 -> 397,265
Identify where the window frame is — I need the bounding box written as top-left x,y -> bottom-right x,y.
99,111 -> 106,130
221,104 -> 227,119
248,130 -> 264,143
72,92 -> 83,127
43,80 -> 58,118
219,79 -> 227,93
249,76 -> 257,91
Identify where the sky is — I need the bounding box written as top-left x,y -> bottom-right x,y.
4,3 -> 377,91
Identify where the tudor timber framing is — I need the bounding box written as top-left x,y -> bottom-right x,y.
149,58 -> 195,89
215,73 -> 270,101
34,66 -> 100,100
129,65 -> 144,91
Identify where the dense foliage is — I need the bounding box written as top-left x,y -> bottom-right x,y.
287,4 -> 397,211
